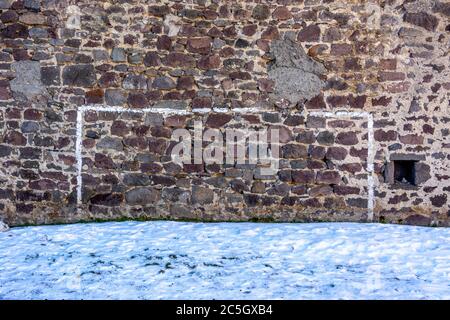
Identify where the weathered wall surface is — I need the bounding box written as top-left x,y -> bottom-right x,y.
0,0 -> 448,226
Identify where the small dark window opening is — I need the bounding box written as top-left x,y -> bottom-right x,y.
393,160 -> 416,185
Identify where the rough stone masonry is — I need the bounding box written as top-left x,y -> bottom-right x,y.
0,0 -> 449,227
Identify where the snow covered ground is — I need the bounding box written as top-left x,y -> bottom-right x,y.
0,221 -> 449,300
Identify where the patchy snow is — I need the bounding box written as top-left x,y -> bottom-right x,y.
0,221 -> 448,300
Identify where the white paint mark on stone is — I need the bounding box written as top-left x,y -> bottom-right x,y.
230,107 -> 264,114
75,108 -> 84,207
163,14 -> 181,37
66,5 -> 81,30
212,108 -> 229,113
366,3 -> 381,30
192,108 -> 212,114
366,113 -> 375,221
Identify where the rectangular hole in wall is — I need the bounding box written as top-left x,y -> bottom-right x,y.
393,160 -> 417,185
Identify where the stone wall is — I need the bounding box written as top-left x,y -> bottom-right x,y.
0,0 -> 448,226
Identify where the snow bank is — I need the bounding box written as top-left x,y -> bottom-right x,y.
0,221 -> 448,299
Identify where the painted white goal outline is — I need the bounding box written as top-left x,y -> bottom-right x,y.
75,106 -> 375,221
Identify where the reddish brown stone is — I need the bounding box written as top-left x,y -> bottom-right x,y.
198,54 -> 220,70
309,145 -> 326,159
20,147 -> 41,159
309,185 -> 333,197
330,43 -> 352,56
163,53 -> 195,68
207,26 -> 223,37
297,24 -> 320,42
16,203 -> 34,214
344,57 -> 361,71
284,115 -> 304,126
111,120 -> 129,136
242,114 -> 260,124
144,52 -> 160,67
281,144 -> 308,159
308,44 -> 328,57
334,185 -> 360,195
13,49 -> 30,61
270,125 -> 293,144
229,71 -> 252,80
378,71 -> 406,82
326,147 -> 348,160
379,59 -> 397,70
399,134 -> 424,145
192,97 -> 212,109
349,147 -> 368,160
29,179 -> 56,191
374,129 -> 398,142
292,170 -> 315,184
156,35 -> 172,51
205,114 -> 233,128
261,26 -> 279,40
148,5 -> 170,17
132,125 -> 150,137
94,153 -> 115,169
243,24 -> 257,36
148,137 -> 167,154
336,132 -> 359,145
346,198 -> 367,208
252,4 -> 270,20
98,72 -> 119,88
0,87 -> 11,100
140,163 -> 163,174
183,164 -> 204,174
388,193 -> 409,205
292,185 -> 307,195
150,126 -> 171,138
86,89 -> 104,104
404,215 -> 431,226
124,137 -> 147,150
339,163 -> 363,174
316,171 -> 341,184
430,194 -> 447,207
0,10 -> 19,23
2,23 -> 29,39
165,115 -> 187,127
24,109 -> 42,120
348,95 -> 366,109
187,37 -> 211,54
404,12 -> 438,31
223,25 -> 237,38
258,78 -> 274,92
300,198 -> 321,208
307,159 -> 326,170
272,7 -> 292,20
306,95 -> 326,109
4,131 -> 26,146
372,96 -> 392,107
177,76 -> 195,90
327,95 -> 347,108
127,93 -> 148,108
422,124 -> 434,134
328,120 -> 354,128
90,193 -> 124,206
